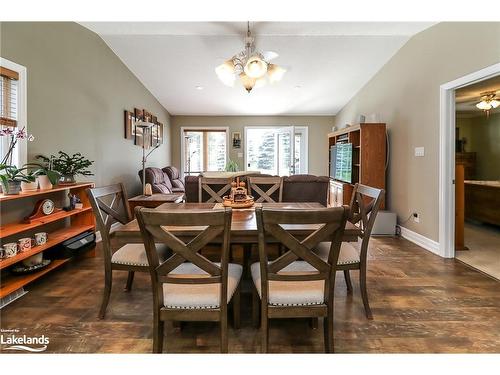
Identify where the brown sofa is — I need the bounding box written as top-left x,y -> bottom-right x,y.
138,166 -> 185,194
184,173 -> 329,205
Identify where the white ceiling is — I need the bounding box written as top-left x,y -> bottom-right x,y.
82,22 -> 434,116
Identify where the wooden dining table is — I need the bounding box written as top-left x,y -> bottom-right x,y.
113,202 -> 361,244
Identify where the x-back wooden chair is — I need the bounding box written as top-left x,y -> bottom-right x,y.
252,206 -> 347,353
198,177 -> 233,203
135,206 -> 242,353
247,176 -> 283,203
86,184 -> 169,319
314,183 -> 385,319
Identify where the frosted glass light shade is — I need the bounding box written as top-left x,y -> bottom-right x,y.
244,55 -> 267,78
215,60 -> 236,87
267,64 -> 286,83
239,73 -> 256,93
491,99 -> 500,109
476,101 -> 492,110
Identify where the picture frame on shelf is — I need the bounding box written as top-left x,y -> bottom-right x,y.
124,110 -> 133,139
232,132 -> 241,149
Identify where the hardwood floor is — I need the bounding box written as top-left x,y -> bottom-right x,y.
1,236 -> 500,353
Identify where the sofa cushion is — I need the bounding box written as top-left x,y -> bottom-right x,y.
282,174 -> 330,206
139,167 -> 172,194
163,166 -> 185,191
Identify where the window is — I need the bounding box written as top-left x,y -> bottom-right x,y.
0,59 -> 27,167
245,126 -> 308,176
181,128 -> 228,175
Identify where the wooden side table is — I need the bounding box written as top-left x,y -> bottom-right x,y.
128,193 -> 184,216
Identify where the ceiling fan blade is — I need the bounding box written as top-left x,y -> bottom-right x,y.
262,51 -> 279,61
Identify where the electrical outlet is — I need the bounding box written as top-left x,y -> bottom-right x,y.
413,212 -> 420,223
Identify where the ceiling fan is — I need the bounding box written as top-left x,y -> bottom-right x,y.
215,22 -> 286,93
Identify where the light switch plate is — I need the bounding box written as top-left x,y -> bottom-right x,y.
415,147 -> 425,157
237,152 -> 243,158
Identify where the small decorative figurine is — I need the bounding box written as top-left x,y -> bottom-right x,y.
223,178 -> 254,208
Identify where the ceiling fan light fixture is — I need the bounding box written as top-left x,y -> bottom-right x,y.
267,64 -> 286,83
476,101 -> 492,110
239,72 -> 256,93
244,54 -> 268,78
215,60 -> 236,87
491,99 -> 500,109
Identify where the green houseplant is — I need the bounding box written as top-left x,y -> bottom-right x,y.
29,158 -> 61,190
37,151 -> 94,185
225,159 -> 239,172
0,164 -> 36,195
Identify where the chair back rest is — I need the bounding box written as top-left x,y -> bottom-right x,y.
348,183 -> 385,252
198,177 -> 232,203
255,206 -> 347,303
136,207 -> 232,308
248,176 -> 283,203
86,183 -> 132,261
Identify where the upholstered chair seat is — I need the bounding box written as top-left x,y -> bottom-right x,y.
314,242 -> 361,266
251,261 -> 325,306
111,243 -> 170,267
163,262 -> 243,309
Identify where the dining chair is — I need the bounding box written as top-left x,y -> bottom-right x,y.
247,176 -> 283,203
252,206 -> 348,353
135,206 -> 242,353
86,184 -> 170,319
198,177 -> 233,203
314,183 -> 385,319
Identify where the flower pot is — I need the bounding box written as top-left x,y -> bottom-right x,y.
21,180 -> 38,192
37,175 -> 53,190
59,174 -> 76,185
2,180 -> 22,195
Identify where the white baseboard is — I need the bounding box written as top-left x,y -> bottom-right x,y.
95,222 -> 123,243
398,225 -> 441,257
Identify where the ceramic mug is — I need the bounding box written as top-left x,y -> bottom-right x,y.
3,243 -> 18,258
17,237 -> 34,252
34,232 -> 48,246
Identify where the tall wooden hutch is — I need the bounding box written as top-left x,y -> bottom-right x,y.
328,123 -> 387,208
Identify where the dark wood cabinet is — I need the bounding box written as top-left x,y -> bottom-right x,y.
328,123 -> 386,208
456,152 -> 476,180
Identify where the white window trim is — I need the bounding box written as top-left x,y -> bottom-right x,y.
0,57 -> 28,167
243,125 -> 309,175
180,126 -> 229,176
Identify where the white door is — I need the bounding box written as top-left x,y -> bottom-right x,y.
245,126 -> 307,176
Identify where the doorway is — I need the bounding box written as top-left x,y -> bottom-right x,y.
244,126 -> 308,176
454,76 -> 500,278
439,62 -> 500,260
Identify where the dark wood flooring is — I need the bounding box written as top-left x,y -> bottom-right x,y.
1,236 -> 500,353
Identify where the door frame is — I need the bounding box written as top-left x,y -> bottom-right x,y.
243,125 -> 309,175
439,62 -> 500,258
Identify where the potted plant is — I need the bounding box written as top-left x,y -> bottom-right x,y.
30,157 -> 60,189
0,164 -> 36,195
37,151 -> 94,185
225,159 -> 239,172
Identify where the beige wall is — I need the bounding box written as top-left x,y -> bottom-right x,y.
0,22 -> 171,196
333,22 -> 500,241
170,116 -> 334,176
457,112 -> 500,180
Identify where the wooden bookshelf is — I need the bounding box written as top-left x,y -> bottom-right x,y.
328,123 -> 386,208
0,259 -> 70,298
0,182 -> 95,302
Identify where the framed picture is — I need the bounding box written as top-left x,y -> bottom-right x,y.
232,132 -> 241,149
151,115 -> 158,124
143,110 -> 151,123
134,108 -> 144,121
124,110 -> 133,139
134,124 -> 151,149
150,123 -> 164,146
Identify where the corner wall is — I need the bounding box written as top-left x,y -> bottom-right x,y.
333,22 -> 500,242
0,22 -> 171,195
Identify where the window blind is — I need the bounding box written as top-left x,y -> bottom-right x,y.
0,66 -> 19,127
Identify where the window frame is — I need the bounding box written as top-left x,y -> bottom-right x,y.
180,126 -> 229,176
243,125 -> 308,175
0,57 -> 27,167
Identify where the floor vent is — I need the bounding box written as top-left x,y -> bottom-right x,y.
0,288 -> 28,309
